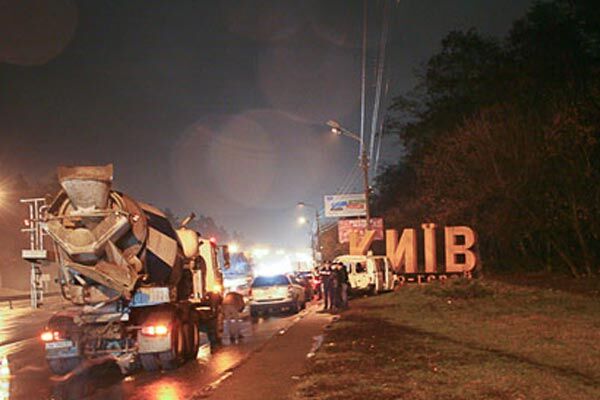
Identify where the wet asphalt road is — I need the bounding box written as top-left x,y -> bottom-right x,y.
0,300 -> 317,400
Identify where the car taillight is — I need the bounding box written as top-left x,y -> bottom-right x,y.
41,331 -> 61,342
141,324 -> 169,336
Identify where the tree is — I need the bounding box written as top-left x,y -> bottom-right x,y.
318,224 -> 347,262
416,105 -> 599,276
376,0 -> 600,276
387,29 -> 506,157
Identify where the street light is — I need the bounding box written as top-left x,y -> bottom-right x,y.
326,120 -> 362,142
326,120 -> 371,229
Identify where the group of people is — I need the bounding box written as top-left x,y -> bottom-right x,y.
318,261 -> 349,312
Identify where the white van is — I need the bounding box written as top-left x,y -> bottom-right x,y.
332,255 -> 395,294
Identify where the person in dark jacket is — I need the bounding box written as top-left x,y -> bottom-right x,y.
319,262 -> 333,311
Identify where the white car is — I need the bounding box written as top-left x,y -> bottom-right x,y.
333,255 -> 395,294
249,274 -> 306,317
224,275 -> 253,298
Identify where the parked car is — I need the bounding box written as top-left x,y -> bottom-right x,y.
332,255 -> 394,294
294,271 -> 317,299
249,274 -> 307,317
224,275 -> 253,298
303,270 -> 323,299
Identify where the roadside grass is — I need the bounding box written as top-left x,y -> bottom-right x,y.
292,278 -> 600,400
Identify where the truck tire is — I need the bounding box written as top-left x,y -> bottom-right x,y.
158,321 -> 185,370
139,353 -> 160,372
47,357 -> 81,375
183,320 -> 199,360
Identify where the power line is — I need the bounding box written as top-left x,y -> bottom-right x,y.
335,163 -> 360,195
369,0 -> 392,174
340,166 -> 362,195
374,113 -> 386,174
359,0 -> 367,155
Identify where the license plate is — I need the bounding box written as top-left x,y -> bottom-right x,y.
45,340 -> 74,350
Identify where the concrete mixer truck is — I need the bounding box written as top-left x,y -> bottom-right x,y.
39,165 -> 226,374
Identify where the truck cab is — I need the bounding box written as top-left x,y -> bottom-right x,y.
176,228 -> 228,345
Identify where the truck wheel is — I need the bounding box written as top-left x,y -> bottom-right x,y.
139,353 -> 160,372
159,322 -> 185,370
183,321 -> 199,360
250,307 -> 259,318
47,357 -> 81,375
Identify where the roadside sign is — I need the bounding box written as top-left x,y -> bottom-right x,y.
324,193 -> 366,218
338,218 -> 384,243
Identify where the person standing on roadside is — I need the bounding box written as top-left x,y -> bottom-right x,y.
319,262 -> 333,311
222,291 -> 245,343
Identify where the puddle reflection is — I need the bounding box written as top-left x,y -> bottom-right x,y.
196,344 -> 212,363
0,311 -> 289,400
145,378 -> 182,400
210,348 -> 242,373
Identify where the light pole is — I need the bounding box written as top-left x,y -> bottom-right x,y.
326,120 -> 371,229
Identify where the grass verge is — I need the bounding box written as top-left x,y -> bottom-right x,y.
291,278 -> 600,400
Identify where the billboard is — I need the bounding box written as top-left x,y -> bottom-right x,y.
338,218 -> 384,243
324,193 -> 367,218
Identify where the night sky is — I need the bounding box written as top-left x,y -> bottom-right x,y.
0,0 -> 531,248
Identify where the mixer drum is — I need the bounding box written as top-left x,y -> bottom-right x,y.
45,165 -> 184,300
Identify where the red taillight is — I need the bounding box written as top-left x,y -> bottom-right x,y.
141,324 -> 169,336
41,331 -> 60,342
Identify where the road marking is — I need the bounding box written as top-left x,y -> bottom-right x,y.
203,370 -> 233,392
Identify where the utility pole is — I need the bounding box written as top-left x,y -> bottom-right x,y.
314,207 -> 321,257
360,148 -> 371,230
326,120 -> 372,231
